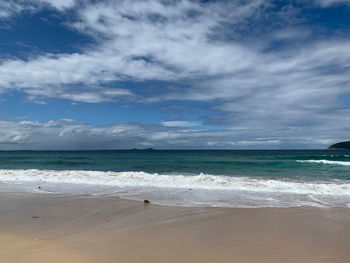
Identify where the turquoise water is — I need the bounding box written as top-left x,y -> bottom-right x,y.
0,150 -> 349,181
0,150 -> 349,207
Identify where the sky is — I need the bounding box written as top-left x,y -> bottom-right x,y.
0,0 -> 350,150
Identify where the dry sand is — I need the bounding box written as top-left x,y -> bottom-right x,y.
0,192 -> 349,263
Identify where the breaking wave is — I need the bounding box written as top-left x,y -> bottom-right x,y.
297,160 -> 350,166
0,169 -> 349,208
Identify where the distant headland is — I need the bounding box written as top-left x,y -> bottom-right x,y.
328,141 -> 350,150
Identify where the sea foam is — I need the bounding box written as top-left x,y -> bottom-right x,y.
297,160 -> 350,166
0,169 -> 349,208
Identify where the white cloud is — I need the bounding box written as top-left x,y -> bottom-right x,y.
0,1 -> 25,18
0,0 -> 266,102
0,120 -> 344,150
315,0 -> 350,6
233,140 -> 281,146
34,0 -> 76,10
1,0 -> 349,108
0,0 -> 77,19
0,1 -> 350,147
161,121 -> 199,128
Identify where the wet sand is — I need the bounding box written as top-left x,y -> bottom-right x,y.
0,192 -> 350,263
0,233 -> 92,263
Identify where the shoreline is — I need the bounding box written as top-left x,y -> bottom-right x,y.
1,168 -> 350,208
1,192 -> 350,262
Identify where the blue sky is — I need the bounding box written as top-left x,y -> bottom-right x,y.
0,0 -> 350,149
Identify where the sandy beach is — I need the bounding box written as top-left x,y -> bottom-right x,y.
0,192 -> 349,262
2,0 -> 350,261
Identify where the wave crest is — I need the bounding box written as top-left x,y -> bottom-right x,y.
297,160 -> 350,166
0,169 -> 349,196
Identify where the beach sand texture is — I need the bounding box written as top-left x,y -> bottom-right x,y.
0,193 -> 349,263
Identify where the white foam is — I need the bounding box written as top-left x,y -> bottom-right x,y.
297,160 -> 350,166
1,169 -> 350,208
0,169 -> 349,196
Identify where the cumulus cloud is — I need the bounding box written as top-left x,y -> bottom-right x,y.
0,0 -> 349,148
0,0 -> 266,102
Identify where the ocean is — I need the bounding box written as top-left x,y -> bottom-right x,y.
0,150 -> 349,208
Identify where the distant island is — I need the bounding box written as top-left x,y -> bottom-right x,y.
328,141 -> 350,150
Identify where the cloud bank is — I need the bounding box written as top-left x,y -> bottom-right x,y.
0,120 -> 343,150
